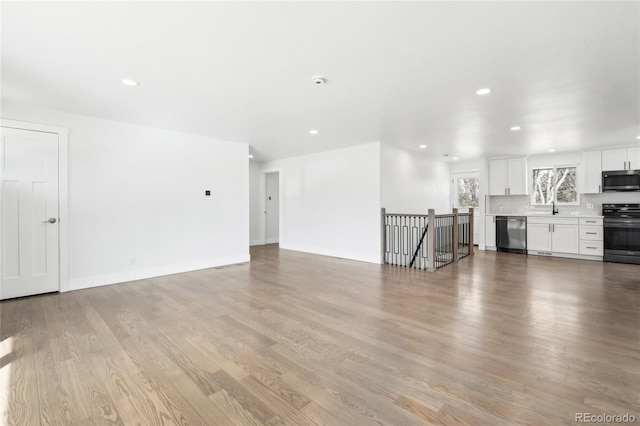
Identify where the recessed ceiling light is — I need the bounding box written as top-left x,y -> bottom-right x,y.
636,135 -> 640,139
452,157 -> 459,160
121,78 -> 139,86
419,144 -> 427,149
248,154 -> 254,159
510,126 -> 521,131
476,88 -> 491,95
309,129 -> 319,135
312,76 -> 326,85
548,149 -> 556,153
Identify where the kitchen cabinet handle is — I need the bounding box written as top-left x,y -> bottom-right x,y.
586,232 -> 597,235
586,246 -> 597,249
598,184 -> 601,193
586,220 -> 596,223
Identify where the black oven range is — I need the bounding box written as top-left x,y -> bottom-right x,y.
603,204 -> 640,265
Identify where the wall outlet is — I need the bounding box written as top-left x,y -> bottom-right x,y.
129,257 -> 136,266
586,203 -> 595,210
498,206 -> 504,212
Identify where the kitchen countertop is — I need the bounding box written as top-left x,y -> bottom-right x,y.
486,213 -> 604,218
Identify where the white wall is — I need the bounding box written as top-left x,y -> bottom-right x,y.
2,101 -> 249,290
380,143 -> 451,214
260,142 -> 381,264
450,158 -> 481,175
527,151 -> 582,170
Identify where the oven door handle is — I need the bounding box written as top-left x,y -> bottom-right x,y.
604,221 -> 638,228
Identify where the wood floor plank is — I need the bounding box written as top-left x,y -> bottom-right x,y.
210,369 -> 278,423
1,245 -> 638,425
2,301 -> 41,425
240,375 -> 317,426
208,388 -> 263,426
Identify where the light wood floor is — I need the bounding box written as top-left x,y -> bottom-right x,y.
1,245 -> 639,425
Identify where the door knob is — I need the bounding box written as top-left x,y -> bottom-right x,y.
42,217 -> 57,224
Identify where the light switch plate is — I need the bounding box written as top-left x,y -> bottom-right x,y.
586,203 -> 594,209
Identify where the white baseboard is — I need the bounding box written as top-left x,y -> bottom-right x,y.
250,239 -> 266,246
527,251 -> 603,262
280,243 -> 381,264
68,254 -> 251,291
265,237 -> 279,244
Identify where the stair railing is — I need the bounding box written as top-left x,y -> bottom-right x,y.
382,207 -> 474,271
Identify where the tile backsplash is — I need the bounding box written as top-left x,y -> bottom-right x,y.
487,192 -> 639,215
487,195 -> 529,214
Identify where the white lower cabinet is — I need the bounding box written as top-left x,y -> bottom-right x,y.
527,217 -> 579,255
578,218 -> 603,256
579,240 -> 603,256
485,215 -> 496,248
526,216 -> 602,260
552,224 -> 580,254
527,223 -> 552,252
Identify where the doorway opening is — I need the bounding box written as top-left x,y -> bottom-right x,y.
452,170 -> 480,244
265,171 -> 279,244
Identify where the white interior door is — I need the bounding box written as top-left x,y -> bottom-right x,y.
1,127 -> 60,299
452,171 -> 480,244
265,172 -> 279,244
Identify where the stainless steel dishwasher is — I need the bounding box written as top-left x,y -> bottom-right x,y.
496,216 -> 527,254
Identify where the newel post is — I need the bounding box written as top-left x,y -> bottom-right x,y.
427,209 -> 436,271
452,208 -> 459,262
381,208 -> 386,265
469,207 -> 474,254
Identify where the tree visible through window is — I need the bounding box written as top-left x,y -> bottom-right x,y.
457,177 -> 479,208
532,166 -> 577,204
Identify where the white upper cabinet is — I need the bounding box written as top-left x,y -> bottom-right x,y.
602,148 -> 627,171
628,147 -> 640,169
489,159 -> 508,195
582,150 -> 602,193
602,147 -> 640,171
489,157 -> 527,196
507,157 -> 527,195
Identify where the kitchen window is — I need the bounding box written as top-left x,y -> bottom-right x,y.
531,165 -> 578,205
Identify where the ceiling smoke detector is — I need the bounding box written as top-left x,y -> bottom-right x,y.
312,76 -> 327,85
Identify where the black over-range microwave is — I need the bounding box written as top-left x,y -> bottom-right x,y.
602,170 -> 640,192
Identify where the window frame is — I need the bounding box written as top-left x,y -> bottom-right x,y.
530,164 -> 580,206
452,171 -> 480,209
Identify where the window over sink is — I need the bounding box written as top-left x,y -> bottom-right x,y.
531,165 -> 578,205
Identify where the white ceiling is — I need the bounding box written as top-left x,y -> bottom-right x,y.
2,1 -> 639,162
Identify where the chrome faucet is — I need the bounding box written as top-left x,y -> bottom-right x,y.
552,201 -> 559,215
